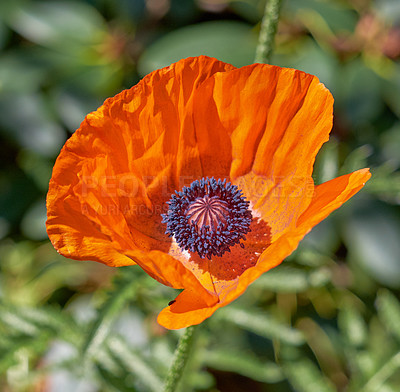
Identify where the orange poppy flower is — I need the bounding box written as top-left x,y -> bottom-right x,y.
46,56 -> 371,329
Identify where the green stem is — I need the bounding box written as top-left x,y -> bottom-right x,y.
163,326 -> 197,392
364,352 -> 400,392
254,0 -> 283,64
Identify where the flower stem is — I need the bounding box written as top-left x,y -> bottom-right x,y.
163,325 -> 197,392
254,0 -> 283,64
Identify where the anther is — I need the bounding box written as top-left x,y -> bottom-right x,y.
162,177 -> 252,259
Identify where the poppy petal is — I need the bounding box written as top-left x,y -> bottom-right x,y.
165,216 -> 271,302
234,171 -> 315,241
296,168 -> 372,227
194,63 -> 333,179
124,249 -> 218,305
192,63 -> 334,239
46,55 -> 371,331
46,153 -> 139,266
157,169 -> 370,329
46,57 -> 235,284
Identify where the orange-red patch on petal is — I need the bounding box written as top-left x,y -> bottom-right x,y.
157,169 -> 370,329
166,217 -> 271,300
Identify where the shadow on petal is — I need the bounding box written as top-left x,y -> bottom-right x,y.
207,218 -> 272,281
168,218 -> 271,302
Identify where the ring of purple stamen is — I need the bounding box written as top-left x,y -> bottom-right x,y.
162,177 -> 252,259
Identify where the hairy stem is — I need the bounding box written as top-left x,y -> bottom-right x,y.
163,326 -> 197,392
254,0 -> 283,64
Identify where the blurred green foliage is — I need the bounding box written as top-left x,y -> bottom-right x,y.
0,0 -> 400,391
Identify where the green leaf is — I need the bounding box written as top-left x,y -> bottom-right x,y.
0,303 -> 80,344
0,51 -> 49,93
342,199 -> 400,288
285,0 -> 358,34
275,38 -> 338,91
96,363 -> 137,392
200,348 -> 284,383
137,21 -> 257,75
50,87 -> 100,132
380,123 -> 400,167
338,305 -> 368,347
284,357 -> 337,392
20,199 -> 47,241
340,145 -> 372,176
81,269 -> 138,364
105,336 -> 163,392
0,19 -> 11,50
6,1 -> 106,49
363,352 -> 400,392
376,289 -> 400,343
216,307 -> 305,345
0,307 -> 40,336
338,60 -> 384,127
252,265 -> 331,292
298,219 -> 340,259
0,333 -> 51,375
229,0 -> 265,23
313,139 -> 339,184
384,64 -> 400,118
17,150 -> 53,192
0,92 -> 66,157
363,164 -> 400,203
252,266 -> 308,292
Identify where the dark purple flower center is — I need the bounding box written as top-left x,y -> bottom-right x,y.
162,177 -> 252,259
